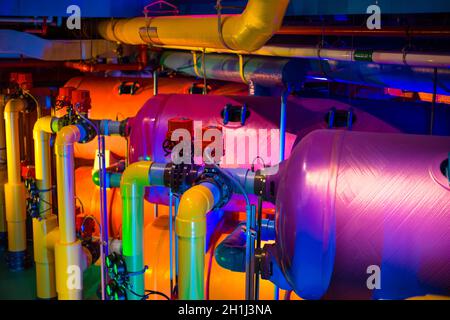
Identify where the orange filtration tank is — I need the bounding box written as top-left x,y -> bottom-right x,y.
61,76 -> 248,160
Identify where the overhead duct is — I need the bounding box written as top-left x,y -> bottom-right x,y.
0,30 -> 121,61
160,51 -> 290,86
97,0 -> 289,52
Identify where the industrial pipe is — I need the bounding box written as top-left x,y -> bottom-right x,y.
98,0 -> 289,52
175,182 -> 221,300
54,125 -> 87,300
276,25 -> 450,38
0,94 -> 7,248
32,116 -> 60,299
120,161 -> 154,300
161,51 -> 450,95
4,98 -> 27,270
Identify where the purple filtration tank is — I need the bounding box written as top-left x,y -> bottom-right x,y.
275,130 -> 450,300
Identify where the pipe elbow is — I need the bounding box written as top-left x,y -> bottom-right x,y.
176,183 -> 219,238
120,161 -> 153,196
224,0 -> 290,52
4,98 -> 26,115
33,116 -> 57,138
55,125 -> 84,156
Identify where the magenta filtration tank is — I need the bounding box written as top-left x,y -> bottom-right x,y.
128,94 -> 400,208
275,130 -> 450,300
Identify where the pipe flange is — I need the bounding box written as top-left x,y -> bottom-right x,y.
196,166 -> 233,209
164,163 -> 200,194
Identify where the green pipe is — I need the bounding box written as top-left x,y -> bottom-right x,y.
92,170 -> 122,188
120,161 -> 153,300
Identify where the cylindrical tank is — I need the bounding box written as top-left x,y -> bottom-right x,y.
128,94 -> 400,208
275,130 -> 450,300
62,76 -> 248,160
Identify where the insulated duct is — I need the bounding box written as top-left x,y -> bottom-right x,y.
97,0 -> 289,52
161,51 -> 450,95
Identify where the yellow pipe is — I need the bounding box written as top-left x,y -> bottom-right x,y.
4,99 -> 27,255
0,94 -> 8,239
54,125 -> 85,300
98,0 -> 289,52
175,182 -> 220,300
32,116 -> 60,299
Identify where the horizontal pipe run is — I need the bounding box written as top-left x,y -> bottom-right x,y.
97,0 -> 289,52
276,25 -> 450,38
161,45 -> 450,69
162,50 -> 450,94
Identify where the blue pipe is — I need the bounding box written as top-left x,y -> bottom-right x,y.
215,219 -> 275,273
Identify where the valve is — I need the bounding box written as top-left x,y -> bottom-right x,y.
57,89 -> 97,143
25,178 -> 41,219
105,253 -> 129,286
55,87 -> 76,110
106,279 -> 127,300
8,72 -> 33,95
163,117 -> 194,157
71,89 -> 91,114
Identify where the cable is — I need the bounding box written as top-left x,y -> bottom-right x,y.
23,90 -> 42,118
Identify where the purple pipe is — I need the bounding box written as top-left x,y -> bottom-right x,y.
275,130 -> 450,300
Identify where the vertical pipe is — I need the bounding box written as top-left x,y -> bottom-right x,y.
33,116 -> 59,299
254,196 -> 263,300
120,161 -> 153,300
4,98 -> 27,270
0,95 -> 8,245
176,182 -> 220,300
54,125 -> 85,300
153,70 -> 159,96
98,135 -> 109,300
169,189 -> 174,296
174,195 -> 180,289
279,88 -> 290,162
245,205 -> 257,300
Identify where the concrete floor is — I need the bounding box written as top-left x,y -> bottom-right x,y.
0,244 -> 101,300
